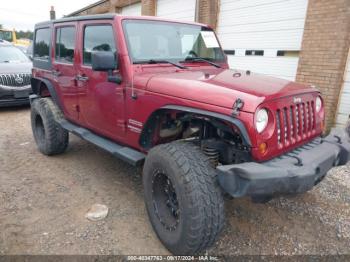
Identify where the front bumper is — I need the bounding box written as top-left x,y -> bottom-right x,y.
218,128 -> 350,198
0,85 -> 31,107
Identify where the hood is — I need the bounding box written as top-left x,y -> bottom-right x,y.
0,62 -> 32,74
144,69 -> 318,112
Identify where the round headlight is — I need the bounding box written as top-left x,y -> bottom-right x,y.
255,108 -> 269,133
316,96 -> 322,113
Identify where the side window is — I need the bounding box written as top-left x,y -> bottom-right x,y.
55,26 -> 76,63
0,30 -> 13,42
83,25 -> 116,65
34,28 -> 50,60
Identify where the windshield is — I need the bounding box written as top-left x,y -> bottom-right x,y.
0,30 -> 13,42
123,20 -> 225,64
0,46 -> 30,63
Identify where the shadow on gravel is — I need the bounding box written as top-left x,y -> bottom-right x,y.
0,104 -> 30,113
1,108 -> 350,255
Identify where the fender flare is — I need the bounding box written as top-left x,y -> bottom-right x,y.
31,77 -> 63,111
139,105 -> 252,149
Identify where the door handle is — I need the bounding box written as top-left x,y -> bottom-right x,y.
51,70 -> 61,77
75,75 -> 89,82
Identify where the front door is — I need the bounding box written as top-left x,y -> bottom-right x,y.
75,21 -> 125,141
52,23 -> 79,122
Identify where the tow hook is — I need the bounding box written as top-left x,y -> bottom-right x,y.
334,135 -> 342,144
286,153 -> 303,166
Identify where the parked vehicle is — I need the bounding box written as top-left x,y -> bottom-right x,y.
30,14 -> 350,255
0,40 -> 32,106
0,28 -> 31,47
26,42 -> 33,60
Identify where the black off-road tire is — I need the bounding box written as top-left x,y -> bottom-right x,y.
143,141 -> 225,255
31,98 -> 69,155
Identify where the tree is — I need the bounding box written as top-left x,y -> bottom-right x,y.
0,24 -> 2,29
16,30 -> 34,40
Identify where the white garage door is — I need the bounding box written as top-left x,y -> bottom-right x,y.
156,0 -> 196,22
121,2 -> 142,16
217,0 -> 308,81
336,50 -> 350,127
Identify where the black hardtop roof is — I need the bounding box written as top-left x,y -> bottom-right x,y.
35,13 -> 117,28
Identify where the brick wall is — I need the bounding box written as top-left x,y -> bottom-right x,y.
71,0 -> 111,16
196,0 -> 219,29
70,0 -> 141,16
110,0 -> 140,8
296,0 -> 350,130
141,0 -> 156,16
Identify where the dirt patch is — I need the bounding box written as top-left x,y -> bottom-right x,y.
0,107 -> 349,255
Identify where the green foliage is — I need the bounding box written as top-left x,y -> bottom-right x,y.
35,41 -> 49,58
0,25 -> 33,40
16,30 -> 33,40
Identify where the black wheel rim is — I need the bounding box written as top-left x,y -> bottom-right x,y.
35,114 -> 45,142
152,169 -> 180,231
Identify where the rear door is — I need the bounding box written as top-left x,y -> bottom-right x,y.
52,22 -> 79,122
76,21 -> 125,140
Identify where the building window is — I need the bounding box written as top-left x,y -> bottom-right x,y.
34,28 -> 51,60
83,25 -> 116,65
245,50 -> 264,56
224,50 -> 235,55
277,50 -> 300,57
55,27 -> 76,63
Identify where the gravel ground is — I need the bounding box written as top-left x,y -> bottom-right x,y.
0,106 -> 349,255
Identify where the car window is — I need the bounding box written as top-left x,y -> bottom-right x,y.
123,20 -> 225,63
0,30 -> 13,42
0,46 -> 30,63
55,26 -> 76,63
83,25 -> 116,65
34,28 -> 50,60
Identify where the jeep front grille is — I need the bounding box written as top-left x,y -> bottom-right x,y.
0,73 -> 31,87
276,101 -> 316,145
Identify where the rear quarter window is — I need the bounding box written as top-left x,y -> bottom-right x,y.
34,28 -> 51,60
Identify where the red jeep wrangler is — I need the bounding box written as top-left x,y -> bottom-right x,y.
30,14 -> 350,254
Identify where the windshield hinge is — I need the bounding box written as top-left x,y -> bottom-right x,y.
232,98 -> 244,116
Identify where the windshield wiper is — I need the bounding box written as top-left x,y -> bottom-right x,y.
183,57 -> 221,68
134,59 -> 188,69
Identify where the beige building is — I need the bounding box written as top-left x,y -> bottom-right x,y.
68,0 -> 350,130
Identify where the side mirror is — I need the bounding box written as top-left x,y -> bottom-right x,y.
91,51 -> 122,84
91,51 -> 117,71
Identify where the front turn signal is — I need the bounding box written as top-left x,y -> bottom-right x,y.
259,142 -> 267,155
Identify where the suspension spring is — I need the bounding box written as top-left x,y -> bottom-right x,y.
202,146 -> 219,166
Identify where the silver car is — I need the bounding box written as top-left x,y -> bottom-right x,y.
0,40 -> 32,106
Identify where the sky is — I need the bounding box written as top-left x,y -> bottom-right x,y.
0,0 -> 99,31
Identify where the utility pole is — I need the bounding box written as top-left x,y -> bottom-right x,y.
50,6 -> 56,20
